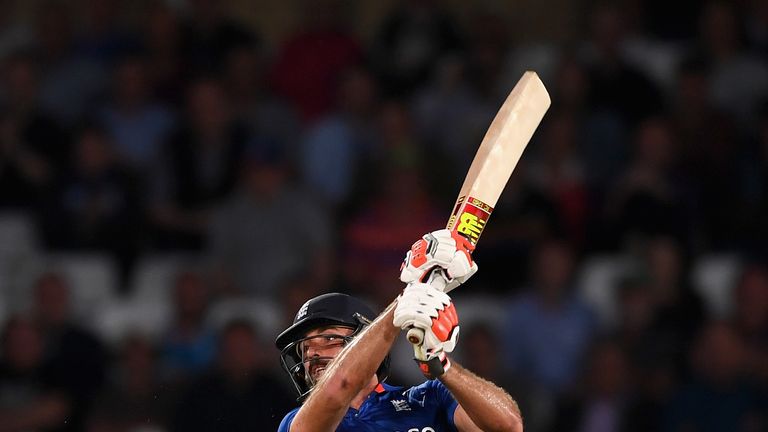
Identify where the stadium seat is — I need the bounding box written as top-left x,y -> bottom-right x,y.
0,212 -> 39,258
691,254 -> 742,319
0,252 -> 119,326
129,254 -> 201,301
206,297 -> 283,341
0,213 -> 41,317
577,254 -> 636,330
92,298 -> 171,346
44,253 -> 120,326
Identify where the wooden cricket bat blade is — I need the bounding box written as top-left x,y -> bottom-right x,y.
446,71 -> 551,246
407,72 -> 550,352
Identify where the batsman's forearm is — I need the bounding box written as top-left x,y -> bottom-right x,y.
440,362 -> 523,432
319,303 -> 399,398
292,302 -> 400,431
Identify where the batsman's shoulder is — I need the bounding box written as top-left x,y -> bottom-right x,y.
404,379 -> 450,400
277,407 -> 300,432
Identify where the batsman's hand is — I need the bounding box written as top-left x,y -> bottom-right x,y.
394,282 -> 459,379
400,229 -> 478,292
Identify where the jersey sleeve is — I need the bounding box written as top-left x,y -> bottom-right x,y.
277,407 -> 300,432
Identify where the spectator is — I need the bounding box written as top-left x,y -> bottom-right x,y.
160,271 -> 217,381
664,321 -> 767,432
270,0 -> 362,122
693,1 -> 768,127
526,111 -> 588,246
582,4 -> 665,126
463,7 -> 514,100
639,237 -> 705,353
615,276 -> 677,376
342,164 -> 442,306
33,0 -> 109,126
455,323 -> 527,411
141,1 -> 185,104
151,77 -> 249,250
468,162 -> 562,293
0,0 -> 32,61
671,57 -> 746,251
672,58 -> 718,155
342,101 -> 443,304
552,55 -> 591,118
412,55 -> 495,178
549,340 -> 633,432
99,52 -> 175,175
502,239 -> 595,394
72,0 -> 139,65
32,273 -> 108,432
739,105 -> 768,253
300,66 -> 379,206
614,278 -> 678,432
0,316 -> 70,432
371,0 -> 463,95
172,320 -> 294,432
179,0 -> 256,76
605,118 -> 691,248
88,336 -> 177,432
222,41 -> 299,154
39,125 -> 142,272
732,265 -> 768,383
745,0 -> 768,55
0,51 -> 69,209
207,139 -> 333,297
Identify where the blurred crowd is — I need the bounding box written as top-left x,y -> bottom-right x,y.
1,0 -> 768,431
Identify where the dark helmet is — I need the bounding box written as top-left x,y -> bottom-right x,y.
276,293 -> 390,400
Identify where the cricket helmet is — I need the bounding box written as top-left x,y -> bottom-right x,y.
276,292 -> 390,400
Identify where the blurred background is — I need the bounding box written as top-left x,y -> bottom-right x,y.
0,0 -> 767,431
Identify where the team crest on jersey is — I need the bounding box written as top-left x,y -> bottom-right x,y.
391,399 -> 411,412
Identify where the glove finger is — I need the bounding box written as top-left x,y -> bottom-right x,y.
431,289 -> 452,306
443,325 -> 460,353
407,283 -> 450,308
442,302 -> 458,326
392,312 -> 414,329
431,304 -> 457,341
395,305 -> 434,327
402,293 -> 444,313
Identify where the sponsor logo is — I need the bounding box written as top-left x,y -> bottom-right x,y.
454,196 -> 492,244
391,399 -> 411,412
456,212 -> 486,241
470,197 -> 493,212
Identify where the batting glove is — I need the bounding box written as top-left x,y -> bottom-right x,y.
393,282 -> 460,378
400,229 -> 478,292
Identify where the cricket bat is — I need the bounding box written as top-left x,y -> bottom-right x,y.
407,71 -> 551,347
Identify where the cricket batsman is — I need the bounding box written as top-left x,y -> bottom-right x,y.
275,229 -> 523,431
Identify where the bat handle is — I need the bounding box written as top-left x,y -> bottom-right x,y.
407,327 -> 427,361
407,327 -> 424,345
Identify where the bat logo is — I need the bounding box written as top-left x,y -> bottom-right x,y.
456,212 -> 486,242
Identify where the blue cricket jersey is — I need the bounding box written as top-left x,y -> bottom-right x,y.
277,381 -> 459,432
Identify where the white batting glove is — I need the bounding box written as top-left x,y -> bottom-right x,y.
394,282 -> 460,378
400,229 -> 478,292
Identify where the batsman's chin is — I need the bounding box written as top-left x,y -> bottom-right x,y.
307,360 -> 332,384
311,365 -> 328,382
